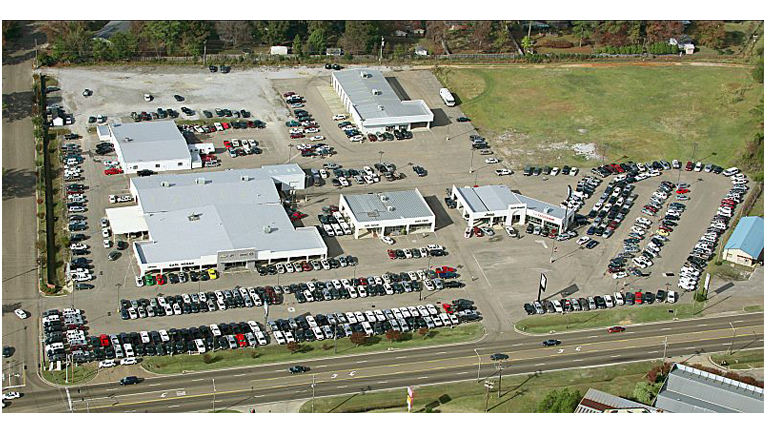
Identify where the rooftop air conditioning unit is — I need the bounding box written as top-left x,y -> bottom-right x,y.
160,181 -> 170,187
371,89 -> 381,95
263,225 -> 273,234
240,176 -> 250,182
360,71 -> 370,78
380,195 -> 389,202
195,177 -> 206,185
387,206 -> 396,212
123,137 -> 132,142
378,105 -> 385,111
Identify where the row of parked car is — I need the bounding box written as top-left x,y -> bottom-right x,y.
678,168 -> 749,291
121,285 -> 282,320
523,165 -> 580,177
387,244 -> 448,259
562,175 -> 603,214
585,177 -> 637,239
254,255 -> 358,276
42,308 -> 90,364
135,268 -> 219,287
523,289 -> 678,315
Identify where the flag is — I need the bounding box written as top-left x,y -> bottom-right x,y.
406,386 -> 414,412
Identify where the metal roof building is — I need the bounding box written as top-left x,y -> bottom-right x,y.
338,189 -> 436,238
451,185 -> 575,235
722,216 -> 764,267
331,69 -> 434,134
108,120 -> 193,174
113,165 -> 326,275
655,363 -> 764,413
575,388 -> 660,413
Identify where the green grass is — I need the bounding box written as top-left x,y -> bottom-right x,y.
711,349 -> 764,369
41,363 -> 98,386
707,260 -> 755,281
516,303 -> 706,334
748,190 -> 763,217
436,65 -> 763,169
142,324 -> 484,375
300,360 -> 657,413
744,305 -> 764,313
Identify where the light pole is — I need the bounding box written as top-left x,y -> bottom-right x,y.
378,151 -> 385,165
311,374 -> 316,413
469,148 -> 476,174
729,322 -> 736,355
484,380 -> 494,412
212,378 -> 216,413
495,361 -> 505,398
662,336 -> 668,363
287,144 -> 294,163
474,348 -> 481,382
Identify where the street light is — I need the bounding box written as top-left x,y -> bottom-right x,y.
311,374 -> 316,413
469,148 -> 476,174
212,378 -> 216,413
378,150 -> 385,165
474,348 -> 481,382
729,322 -> 736,355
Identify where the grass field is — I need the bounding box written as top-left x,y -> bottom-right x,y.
142,324 -> 483,375
300,360 -> 657,413
436,65 -> 763,170
515,303 -> 708,334
41,363 -> 98,386
744,305 -> 764,313
711,349 -> 764,370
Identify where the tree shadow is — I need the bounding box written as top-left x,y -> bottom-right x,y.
1,49 -> 36,66
2,90 -> 36,122
2,168 -> 38,200
327,393 -> 359,413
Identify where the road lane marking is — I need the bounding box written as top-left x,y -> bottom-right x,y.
168,405 -> 180,408
357,360 -> 368,364
417,376 -> 429,379
588,335 -> 599,338
148,383 -> 162,387
337,385 -> 348,388
661,328 -> 672,331
573,359 -> 584,362
697,324 -> 708,327
647,351 -> 658,354
457,371 -> 469,375
378,381 -> 389,384
610,355 -> 621,358
435,351 -> 447,355
535,363 -> 546,366
733,320 -> 743,323
191,379 -> 204,382
233,373 -> 246,377
395,356 -> 407,359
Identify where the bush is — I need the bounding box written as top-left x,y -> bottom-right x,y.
538,39 -> 574,49
537,388 -> 582,413
349,332 -> 368,346
633,381 -> 661,404
202,353 -> 214,364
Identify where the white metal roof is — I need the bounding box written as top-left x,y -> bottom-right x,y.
342,189 -> 434,223
333,69 -> 433,126
105,205 -> 148,234
454,185 -> 569,220
109,120 -> 191,164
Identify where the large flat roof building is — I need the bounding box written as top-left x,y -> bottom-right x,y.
451,185 -> 575,234
108,120 -> 194,174
338,189 -> 435,238
332,69 -> 434,134
108,165 -> 326,275
655,363 -> 764,413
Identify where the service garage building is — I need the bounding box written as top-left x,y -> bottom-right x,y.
332,69 -> 434,134
108,164 -> 327,276
339,189 -> 435,238
451,185 -> 575,234
109,120 -> 195,174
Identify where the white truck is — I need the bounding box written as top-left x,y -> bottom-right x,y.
439,88 -> 456,107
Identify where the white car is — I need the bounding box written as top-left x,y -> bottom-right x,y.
495,168 -> 512,176
99,359 -> 116,368
577,236 -> 591,246
612,272 -> 628,279
551,167 -> 560,176
103,239 -> 112,248
504,226 -> 517,237
485,157 -> 500,164
14,309 -> 28,319
2,392 -> 22,400
304,128 -> 320,134
349,135 -> 364,142
381,236 -> 395,245
121,357 -> 138,366
143,94 -> 152,102
333,114 -> 347,121
135,276 -> 144,287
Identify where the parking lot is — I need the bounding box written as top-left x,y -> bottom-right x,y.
41,64 -> 749,362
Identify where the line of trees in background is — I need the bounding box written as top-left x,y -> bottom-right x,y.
32,20 -> 734,66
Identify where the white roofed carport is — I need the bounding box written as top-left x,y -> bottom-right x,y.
105,205 -> 148,234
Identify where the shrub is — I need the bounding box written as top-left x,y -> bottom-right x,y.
349,332 -> 368,346
538,39 -> 574,49
202,354 -> 214,364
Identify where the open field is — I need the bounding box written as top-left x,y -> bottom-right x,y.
41,363 -> 98,386
141,323 -> 483,375
300,360 -> 657,412
711,349 -> 764,370
436,65 -> 763,170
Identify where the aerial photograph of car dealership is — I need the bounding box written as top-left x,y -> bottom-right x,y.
1,14 -> 764,416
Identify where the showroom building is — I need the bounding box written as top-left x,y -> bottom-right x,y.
107,164 -> 327,275
108,120 -> 200,174
338,189 -> 436,239
331,68 -> 434,134
451,185 -> 575,234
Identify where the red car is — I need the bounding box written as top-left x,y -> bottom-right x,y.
367,134 -> 377,142
473,226 -> 484,237
156,274 -> 166,285
387,250 -> 396,259
222,122 -> 230,130
290,133 -> 304,139
436,266 -> 457,273
442,303 -> 454,313
301,261 -> 312,272
357,277 -> 368,286
676,188 -> 690,194
685,161 -> 694,171
223,140 -> 232,149
290,212 -> 308,221
104,168 -> 123,175
608,326 -> 626,333
635,292 -> 643,303
99,334 -> 110,347
235,334 -> 247,347
283,92 -> 295,97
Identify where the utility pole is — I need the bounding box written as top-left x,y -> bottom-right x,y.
474,348 -> 481,382
496,362 -> 505,398
729,322 -> 736,355
203,40 -> 208,64
379,36 -> 385,64
662,336 -> 668,363
311,374 -> 316,413
378,151 -> 385,165
469,148 -> 475,173
212,378 -> 216,413
484,380 -> 494,412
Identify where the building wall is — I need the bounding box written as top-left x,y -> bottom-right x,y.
723,248 -> 760,267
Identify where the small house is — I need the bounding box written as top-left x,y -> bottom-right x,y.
414,46 -> 429,56
412,27 -> 425,37
723,216 -> 764,267
326,47 -> 343,57
393,30 -> 409,37
270,45 -> 289,56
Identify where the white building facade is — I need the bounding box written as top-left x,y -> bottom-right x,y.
109,120 -> 192,174
451,185 -> 575,234
338,189 -> 436,239
331,69 -> 434,134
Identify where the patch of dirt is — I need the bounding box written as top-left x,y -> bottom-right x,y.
492,129 -> 601,164
618,319 -> 634,326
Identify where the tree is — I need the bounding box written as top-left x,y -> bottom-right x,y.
181,21 -> 214,56
633,381 -> 660,404
571,21 -> 596,47
263,21 -> 290,45
645,21 -> 685,44
385,329 -> 402,342
472,21 -> 493,52
292,34 -> 303,57
349,332 -> 368,346
341,21 -> 376,55
143,21 -> 184,56
693,21 -> 727,49
215,21 -> 252,48
492,22 -> 511,52
110,32 -> 139,60
287,341 -> 301,353
307,28 -> 326,55
425,21 -> 447,54
91,38 -> 112,62
537,388 -> 582,413
752,63 -> 764,84
521,36 -> 533,54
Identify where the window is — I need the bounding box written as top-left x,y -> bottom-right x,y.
155,164 -> 161,168
178,162 -> 183,166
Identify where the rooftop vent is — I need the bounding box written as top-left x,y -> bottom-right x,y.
263,225 -> 273,234
160,181 -> 170,187
360,71 -> 371,79
544,207 -> 552,214
240,175 -> 251,182
380,195 -> 389,202
195,177 -> 206,185
387,205 -> 396,212
378,105 -> 385,111
123,137 -> 132,142
371,89 -> 381,96
187,213 -> 201,222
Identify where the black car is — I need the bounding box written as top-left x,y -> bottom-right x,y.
208,65 -> 217,73
3,346 -> 14,358
137,169 -> 155,177
289,365 -> 310,374
108,251 -> 121,261
490,353 -> 509,361
173,94 -> 185,102
456,117 -> 471,122
542,339 -> 561,347
656,290 -> 666,302
116,241 -> 129,250
120,376 -> 141,385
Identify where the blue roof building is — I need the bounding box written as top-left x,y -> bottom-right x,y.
723,216 -> 764,267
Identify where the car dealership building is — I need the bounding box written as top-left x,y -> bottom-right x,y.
108,120 -> 201,174
106,164 -> 327,275
338,189 -> 436,239
331,68 -> 434,134
451,185 -> 575,234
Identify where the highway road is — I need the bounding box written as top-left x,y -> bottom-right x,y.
5,313 -> 762,413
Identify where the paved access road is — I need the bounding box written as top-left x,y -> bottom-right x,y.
5,313 -> 762,413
